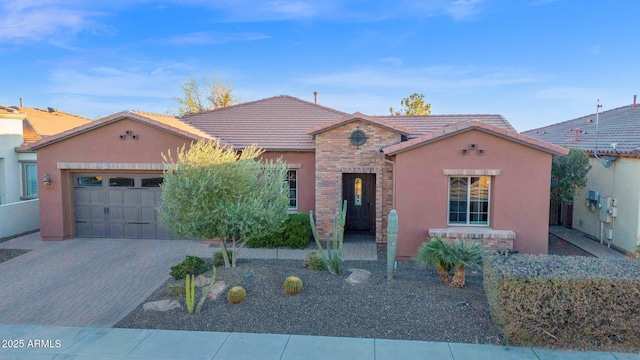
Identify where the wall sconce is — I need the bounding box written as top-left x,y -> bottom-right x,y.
42,174 -> 52,189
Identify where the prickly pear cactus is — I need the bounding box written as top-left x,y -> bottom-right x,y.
387,209 -> 398,280
283,276 -> 303,295
227,286 -> 246,304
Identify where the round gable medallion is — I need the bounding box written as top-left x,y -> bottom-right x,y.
349,129 -> 367,146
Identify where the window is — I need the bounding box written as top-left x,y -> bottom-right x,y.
142,177 -> 163,187
77,176 -> 102,186
21,162 -> 38,198
286,170 -> 297,209
448,176 -> 490,226
354,177 -> 362,206
108,177 -> 134,187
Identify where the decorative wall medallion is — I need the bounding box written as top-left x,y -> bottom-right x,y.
349,129 -> 367,146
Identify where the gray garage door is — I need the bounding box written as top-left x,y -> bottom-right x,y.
74,174 -> 174,239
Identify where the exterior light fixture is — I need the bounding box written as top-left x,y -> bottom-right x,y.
42,174 -> 52,189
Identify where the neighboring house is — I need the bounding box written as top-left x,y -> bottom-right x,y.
523,100 -> 640,254
0,105 -> 91,238
22,96 -> 566,257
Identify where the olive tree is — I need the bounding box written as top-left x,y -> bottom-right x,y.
159,140 -> 289,267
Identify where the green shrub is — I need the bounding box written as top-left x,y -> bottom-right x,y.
168,283 -> 185,296
247,213 -> 311,249
484,254 -> 640,352
213,250 -> 234,267
247,231 -> 282,248
283,213 -> 311,249
303,251 -> 325,271
170,255 -> 208,280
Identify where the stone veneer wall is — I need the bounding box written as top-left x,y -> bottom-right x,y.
428,228 -> 516,252
314,120 -> 399,243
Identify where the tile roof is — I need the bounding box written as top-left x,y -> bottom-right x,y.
19,111 -> 216,151
307,112 -> 412,136
383,120 -> 568,156
183,95 -> 346,151
184,95 -> 516,151
522,104 -> 640,156
379,114 -> 516,138
1,105 -> 92,144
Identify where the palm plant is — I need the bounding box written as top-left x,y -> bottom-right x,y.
413,237 -> 454,285
449,239 -> 484,288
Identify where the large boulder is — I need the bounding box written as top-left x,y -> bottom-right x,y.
208,281 -> 227,300
345,268 -> 372,285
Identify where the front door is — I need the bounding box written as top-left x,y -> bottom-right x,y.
342,173 -> 375,231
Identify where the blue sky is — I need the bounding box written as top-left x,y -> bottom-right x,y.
0,0 -> 637,131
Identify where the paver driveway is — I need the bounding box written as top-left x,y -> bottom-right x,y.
0,232 -> 212,327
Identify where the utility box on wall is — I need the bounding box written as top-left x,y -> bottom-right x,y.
599,196 -> 618,223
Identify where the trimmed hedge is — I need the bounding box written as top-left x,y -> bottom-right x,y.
483,253 -> 640,352
247,213 -> 311,249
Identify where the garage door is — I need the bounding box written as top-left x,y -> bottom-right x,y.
74,174 -> 174,239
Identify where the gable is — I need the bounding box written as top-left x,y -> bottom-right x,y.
35,118 -> 199,165
20,111 -> 215,152
307,112 -> 412,136
383,120 -> 567,156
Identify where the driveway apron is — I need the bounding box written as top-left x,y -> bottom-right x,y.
0,234 -> 212,327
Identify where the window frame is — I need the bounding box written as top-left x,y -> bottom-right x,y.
286,169 -> 298,210
20,161 -> 38,199
447,176 -> 491,226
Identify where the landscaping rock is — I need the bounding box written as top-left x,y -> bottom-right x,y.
208,280 -> 227,300
345,268 -> 372,285
143,299 -> 181,312
195,274 -> 211,287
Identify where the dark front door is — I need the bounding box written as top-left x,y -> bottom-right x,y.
342,173 -> 375,231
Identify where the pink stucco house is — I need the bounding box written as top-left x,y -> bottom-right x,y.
21,96 -> 566,257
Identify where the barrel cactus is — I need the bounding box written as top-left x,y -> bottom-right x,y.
283,276 -> 303,295
227,286 -> 246,304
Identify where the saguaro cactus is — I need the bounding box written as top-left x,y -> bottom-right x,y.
387,209 -> 398,280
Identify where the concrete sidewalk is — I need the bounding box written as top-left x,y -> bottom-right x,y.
1,324 -> 636,360
549,226 -> 628,259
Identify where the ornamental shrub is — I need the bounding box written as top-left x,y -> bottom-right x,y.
247,213 -> 311,249
170,255 -> 208,280
283,213 -> 311,249
484,253 -> 640,352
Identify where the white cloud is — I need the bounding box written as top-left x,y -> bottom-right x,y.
299,65 -> 539,91
446,0 -> 484,20
378,57 -> 403,67
162,32 -> 270,46
0,1 -> 108,42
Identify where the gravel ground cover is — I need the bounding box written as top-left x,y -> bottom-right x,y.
115,246 -> 503,345
0,249 -> 31,264
113,235 -> 596,345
